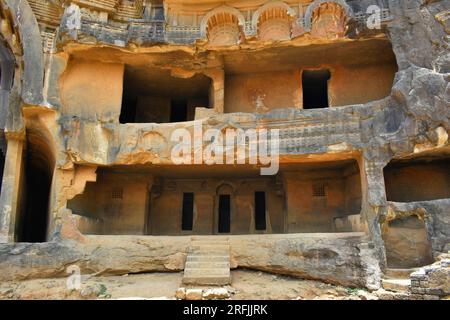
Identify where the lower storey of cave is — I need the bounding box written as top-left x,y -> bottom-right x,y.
67,159 -> 363,236
4,149 -> 447,293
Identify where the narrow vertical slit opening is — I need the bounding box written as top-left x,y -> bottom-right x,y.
181,192 -> 194,231
254,191 -> 266,231
218,194 -> 231,233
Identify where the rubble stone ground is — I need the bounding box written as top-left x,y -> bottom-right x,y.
0,270 -> 380,300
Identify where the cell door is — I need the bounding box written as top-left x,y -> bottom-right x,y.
218,194 -> 231,233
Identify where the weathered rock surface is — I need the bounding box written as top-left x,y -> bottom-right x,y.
0,234 -> 380,289
386,200 -> 450,256
0,236 -> 188,281
229,233 -> 381,289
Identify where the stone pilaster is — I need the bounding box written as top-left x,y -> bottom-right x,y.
205,68 -> 225,114
359,155 -> 389,268
0,136 -> 25,243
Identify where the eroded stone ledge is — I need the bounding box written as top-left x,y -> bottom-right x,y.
0,233 -> 380,289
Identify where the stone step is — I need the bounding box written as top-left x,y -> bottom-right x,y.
184,270 -> 230,279
188,249 -> 230,255
183,236 -> 231,286
182,275 -> 231,286
381,279 -> 411,293
191,236 -> 230,241
185,261 -> 230,269
190,244 -> 230,251
186,255 -> 230,262
384,268 -> 418,279
183,273 -> 231,285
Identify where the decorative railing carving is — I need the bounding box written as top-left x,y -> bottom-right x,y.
166,25 -> 201,44
53,0 -> 393,49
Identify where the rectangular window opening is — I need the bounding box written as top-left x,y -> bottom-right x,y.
119,67 -> 211,124
254,191 -> 267,231
181,192 -> 194,231
302,69 -> 331,109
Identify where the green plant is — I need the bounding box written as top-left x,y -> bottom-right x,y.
347,287 -> 359,295
97,284 -> 111,298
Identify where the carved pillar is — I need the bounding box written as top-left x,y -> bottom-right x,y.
359,155 -> 389,268
205,68 -> 225,114
0,136 -> 25,243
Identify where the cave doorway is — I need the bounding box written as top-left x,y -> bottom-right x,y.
302,69 -> 330,109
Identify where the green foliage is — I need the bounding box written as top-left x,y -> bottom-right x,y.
97,284 -> 111,299
347,287 -> 359,295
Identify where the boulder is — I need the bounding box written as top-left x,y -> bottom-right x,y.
185,289 -> 203,300
203,288 -> 230,300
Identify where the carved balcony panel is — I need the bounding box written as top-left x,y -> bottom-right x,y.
166,25 -> 201,45
128,21 -> 165,43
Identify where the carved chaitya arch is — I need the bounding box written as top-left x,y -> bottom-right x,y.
252,1 -> 296,41
216,182 -> 235,196
304,0 -> 352,38
4,0 -> 44,105
200,6 -> 246,46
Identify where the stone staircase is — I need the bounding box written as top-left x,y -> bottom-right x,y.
384,268 -> 418,280
381,268 -> 417,293
182,236 -> 231,286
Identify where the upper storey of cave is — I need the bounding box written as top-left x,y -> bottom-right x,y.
26,0 -> 393,50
